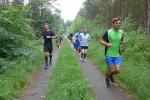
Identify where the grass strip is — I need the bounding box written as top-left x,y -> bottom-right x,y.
47,38 -> 94,100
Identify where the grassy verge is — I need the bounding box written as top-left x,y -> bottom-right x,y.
47,38 -> 94,100
88,40 -> 150,100
0,40 -> 44,100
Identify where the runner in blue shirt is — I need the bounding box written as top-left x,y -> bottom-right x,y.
74,30 -> 81,55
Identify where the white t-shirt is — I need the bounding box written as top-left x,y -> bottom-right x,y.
80,33 -> 90,46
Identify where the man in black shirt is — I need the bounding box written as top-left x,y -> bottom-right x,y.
42,25 -> 55,69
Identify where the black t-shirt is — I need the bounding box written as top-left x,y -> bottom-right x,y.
42,31 -> 55,45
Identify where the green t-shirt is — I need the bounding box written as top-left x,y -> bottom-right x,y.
103,28 -> 123,57
55,34 -> 61,42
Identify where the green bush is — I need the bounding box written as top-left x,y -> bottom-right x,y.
0,40 -> 44,100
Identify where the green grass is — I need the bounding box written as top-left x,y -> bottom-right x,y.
47,38 -> 94,100
88,40 -> 150,100
0,40 -> 44,100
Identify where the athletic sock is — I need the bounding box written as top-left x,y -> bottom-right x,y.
84,53 -> 86,58
49,55 -> 52,64
81,53 -> 83,58
45,56 -> 48,65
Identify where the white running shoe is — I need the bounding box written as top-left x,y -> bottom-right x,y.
83,58 -> 87,62
83,59 -> 87,62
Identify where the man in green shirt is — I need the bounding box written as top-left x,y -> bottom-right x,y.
55,32 -> 62,49
101,17 -> 125,87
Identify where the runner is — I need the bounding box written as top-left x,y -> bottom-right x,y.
80,28 -> 90,62
42,25 -> 55,69
100,17 -> 125,87
59,32 -> 63,44
69,32 -> 74,44
74,30 -> 81,55
55,32 -> 62,49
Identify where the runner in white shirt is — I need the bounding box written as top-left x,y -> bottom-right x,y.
80,28 -> 90,62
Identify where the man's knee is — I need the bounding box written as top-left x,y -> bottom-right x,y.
114,67 -> 120,74
45,52 -> 49,57
115,69 -> 120,74
115,64 -> 121,74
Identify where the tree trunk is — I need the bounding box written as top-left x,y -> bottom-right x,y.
19,0 -> 24,5
147,0 -> 150,34
0,0 -> 9,5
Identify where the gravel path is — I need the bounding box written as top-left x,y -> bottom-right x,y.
19,48 -> 59,100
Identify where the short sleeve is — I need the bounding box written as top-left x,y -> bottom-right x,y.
50,31 -> 55,36
121,33 -> 124,41
102,31 -> 108,42
88,34 -> 90,40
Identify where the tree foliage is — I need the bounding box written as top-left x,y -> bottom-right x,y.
0,0 -> 63,59
74,0 -> 149,34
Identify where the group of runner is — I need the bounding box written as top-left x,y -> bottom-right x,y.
42,17 -> 125,88
68,28 -> 90,62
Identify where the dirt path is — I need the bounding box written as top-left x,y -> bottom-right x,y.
18,48 -> 59,100
76,54 -> 131,100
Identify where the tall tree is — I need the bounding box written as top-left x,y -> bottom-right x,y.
0,0 -> 10,5
147,0 -> 150,34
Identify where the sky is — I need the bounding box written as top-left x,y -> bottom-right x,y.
24,0 -> 85,22
56,0 -> 85,22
